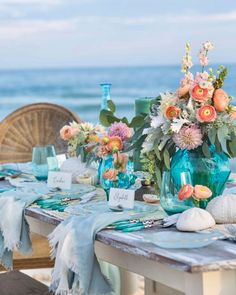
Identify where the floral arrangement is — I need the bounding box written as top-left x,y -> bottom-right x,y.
60,121 -> 105,159
98,122 -> 133,182
178,184 -> 212,207
60,120 -> 134,185
139,41 -> 236,188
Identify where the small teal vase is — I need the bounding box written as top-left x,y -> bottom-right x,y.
100,154 -> 136,200
171,146 -> 231,209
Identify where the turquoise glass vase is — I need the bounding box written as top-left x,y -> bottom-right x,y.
170,146 -> 231,208
100,154 -> 136,199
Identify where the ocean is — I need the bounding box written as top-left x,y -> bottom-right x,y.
0,65 -> 235,123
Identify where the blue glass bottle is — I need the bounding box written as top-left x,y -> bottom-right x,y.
100,83 -> 112,110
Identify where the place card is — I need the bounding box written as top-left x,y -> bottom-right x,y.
47,171 -> 72,190
109,188 -> 135,209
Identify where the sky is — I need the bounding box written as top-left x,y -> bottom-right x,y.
1,0 -> 236,69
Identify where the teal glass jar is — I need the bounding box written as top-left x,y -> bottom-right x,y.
170,146 -> 231,208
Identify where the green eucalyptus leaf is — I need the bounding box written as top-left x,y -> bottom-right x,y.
155,165 -> 162,188
125,134 -> 146,152
229,135 -> 236,157
163,149 -> 170,170
154,145 -> 161,161
217,126 -> 230,155
130,115 -> 145,128
121,117 -> 129,125
99,109 -> 114,127
202,142 -> 211,158
107,115 -> 120,124
107,100 -> 116,113
208,128 -> 217,145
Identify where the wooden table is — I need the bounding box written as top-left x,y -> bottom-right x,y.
25,206 -> 236,295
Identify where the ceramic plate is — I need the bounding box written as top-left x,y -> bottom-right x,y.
145,230 -> 225,249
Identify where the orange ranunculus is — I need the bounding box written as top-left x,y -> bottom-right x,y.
165,105 -> 181,120
193,185 -> 212,200
60,125 -> 76,141
191,84 -> 209,102
113,152 -> 129,172
178,184 -> 194,201
107,136 -> 123,152
103,168 -> 118,181
196,105 -> 217,123
213,89 -> 229,112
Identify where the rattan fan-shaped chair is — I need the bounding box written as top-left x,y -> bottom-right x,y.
0,102 -> 81,163
0,103 -> 81,271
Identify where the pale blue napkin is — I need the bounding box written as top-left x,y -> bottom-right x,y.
0,189 -> 40,269
49,211 -> 134,295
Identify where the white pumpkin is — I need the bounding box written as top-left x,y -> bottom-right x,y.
176,208 -> 215,232
206,194 -> 236,224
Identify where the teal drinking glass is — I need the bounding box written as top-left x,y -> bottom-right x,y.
32,145 -> 56,181
160,171 -> 193,215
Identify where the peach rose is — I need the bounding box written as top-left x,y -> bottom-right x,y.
60,125 -> 76,141
165,105 -> 181,120
103,168 -> 118,181
178,184 -> 194,201
196,105 -> 217,123
177,84 -> 190,98
213,89 -> 229,112
193,185 -> 212,200
191,84 -> 209,102
107,136 -> 123,152
113,152 -> 129,172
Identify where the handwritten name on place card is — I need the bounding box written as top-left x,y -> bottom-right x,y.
47,171 -> 72,190
109,188 -> 135,209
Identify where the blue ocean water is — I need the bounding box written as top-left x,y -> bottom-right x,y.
0,65 -> 235,122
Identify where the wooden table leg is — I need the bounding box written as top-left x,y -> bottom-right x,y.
184,270 -> 236,295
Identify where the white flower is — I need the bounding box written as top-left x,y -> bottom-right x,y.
170,118 -> 190,133
203,41 -> 214,51
79,122 -> 94,132
161,122 -> 171,134
142,127 -> 154,135
150,115 -> 166,129
199,81 -> 212,90
141,141 -> 154,154
141,136 -> 154,154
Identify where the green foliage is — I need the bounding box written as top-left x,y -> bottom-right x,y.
99,99 -> 146,128
213,67 -> 228,89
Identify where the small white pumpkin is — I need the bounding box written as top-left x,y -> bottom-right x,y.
206,194 -> 236,224
176,208 -> 215,232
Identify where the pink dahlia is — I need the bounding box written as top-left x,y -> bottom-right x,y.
173,125 -> 203,150
108,122 -> 133,141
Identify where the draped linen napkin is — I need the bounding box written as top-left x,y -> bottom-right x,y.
49,211 -> 134,295
0,189 -> 40,269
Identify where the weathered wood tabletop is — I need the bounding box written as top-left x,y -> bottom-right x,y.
25,205 -> 236,274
